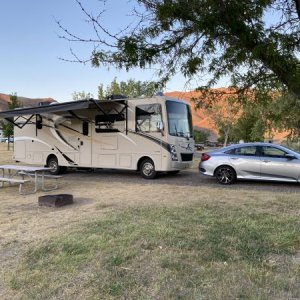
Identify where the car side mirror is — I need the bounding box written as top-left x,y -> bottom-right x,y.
285,154 -> 296,160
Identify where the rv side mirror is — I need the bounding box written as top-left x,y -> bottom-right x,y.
156,120 -> 164,131
156,120 -> 164,136
36,115 -> 43,129
82,121 -> 89,136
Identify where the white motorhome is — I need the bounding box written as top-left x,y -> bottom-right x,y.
0,96 -> 194,179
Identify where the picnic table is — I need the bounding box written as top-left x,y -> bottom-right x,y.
0,165 -> 61,194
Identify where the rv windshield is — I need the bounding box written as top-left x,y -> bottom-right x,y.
166,101 -> 193,138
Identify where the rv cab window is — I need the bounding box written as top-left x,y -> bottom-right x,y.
136,104 -> 162,132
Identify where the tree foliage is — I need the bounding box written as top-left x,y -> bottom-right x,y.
98,78 -> 162,99
231,103 -> 268,142
72,91 -> 94,100
202,96 -> 242,146
58,0 -> 300,137
3,93 -> 20,149
58,0 -> 300,100
193,128 -> 210,143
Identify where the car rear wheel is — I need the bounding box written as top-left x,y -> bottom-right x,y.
215,166 -> 236,184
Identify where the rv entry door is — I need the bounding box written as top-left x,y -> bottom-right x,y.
79,122 -> 92,166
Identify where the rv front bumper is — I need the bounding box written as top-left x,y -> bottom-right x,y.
169,160 -> 193,170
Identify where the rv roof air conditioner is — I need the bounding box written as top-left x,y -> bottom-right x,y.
106,94 -> 128,100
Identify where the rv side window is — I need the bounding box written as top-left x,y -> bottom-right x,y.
136,104 -> 162,132
36,115 -> 43,129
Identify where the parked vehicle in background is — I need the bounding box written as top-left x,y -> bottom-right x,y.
0,137 -> 13,143
195,143 -> 204,151
199,142 -> 300,184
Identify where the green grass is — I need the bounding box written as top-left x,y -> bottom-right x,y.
8,203 -> 300,299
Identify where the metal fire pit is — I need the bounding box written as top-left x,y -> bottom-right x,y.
38,194 -> 74,207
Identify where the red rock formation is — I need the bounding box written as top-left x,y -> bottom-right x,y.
0,93 -> 56,111
165,90 -> 288,143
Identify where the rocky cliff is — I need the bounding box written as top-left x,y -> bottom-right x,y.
165,90 -> 288,143
0,93 -> 56,111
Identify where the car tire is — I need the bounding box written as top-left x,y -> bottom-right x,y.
47,157 -> 62,175
215,166 -> 236,185
140,159 -> 157,179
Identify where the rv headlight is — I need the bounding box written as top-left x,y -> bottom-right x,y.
170,144 -> 178,161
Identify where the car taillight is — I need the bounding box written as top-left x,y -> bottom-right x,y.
201,153 -> 211,161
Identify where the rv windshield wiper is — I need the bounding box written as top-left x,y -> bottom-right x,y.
174,124 -> 178,136
177,131 -> 185,137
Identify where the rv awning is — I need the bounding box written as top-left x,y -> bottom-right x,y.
0,99 -> 127,118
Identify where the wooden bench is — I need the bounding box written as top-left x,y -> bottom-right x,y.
0,177 -> 30,194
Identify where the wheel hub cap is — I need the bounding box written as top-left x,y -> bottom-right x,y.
143,163 -> 153,176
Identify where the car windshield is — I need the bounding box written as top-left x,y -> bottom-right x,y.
166,100 -> 193,138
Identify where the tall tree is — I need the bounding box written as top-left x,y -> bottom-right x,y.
230,100 -> 272,142
98,78 -> 162,99
72,91 -> 93,100
3,93 -> 20,150
193,128 -> 209,143
202,96 -> 241,146
58,1 -> 300,100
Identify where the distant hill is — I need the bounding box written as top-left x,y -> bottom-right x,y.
0,93 -> 56,111
165,90 -> 288,143
165,90 -> 219,141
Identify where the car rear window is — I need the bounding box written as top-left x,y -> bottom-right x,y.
226,146 -> 257,156
224,148 -> 236,155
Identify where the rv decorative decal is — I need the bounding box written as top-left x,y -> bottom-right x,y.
14,136 -> 52,148
117,132 -> 137,145
179,143 -> 193,151
50,127 -> 78,151
55,147 -> 77,165
129,130 -> 171,153
46,116 -> 78,151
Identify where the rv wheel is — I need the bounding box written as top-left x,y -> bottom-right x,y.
140,159 -> 157,179
47,157 -> 61,175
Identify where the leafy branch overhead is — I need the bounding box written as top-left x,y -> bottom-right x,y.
58,0 -> 300,100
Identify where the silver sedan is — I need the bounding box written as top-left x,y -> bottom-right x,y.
199,142 -> 300,184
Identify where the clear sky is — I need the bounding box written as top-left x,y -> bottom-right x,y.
0,0 -> 207,102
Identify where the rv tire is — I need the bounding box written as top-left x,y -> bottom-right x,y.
47,156 -> 62,175
140,159 -> 157,179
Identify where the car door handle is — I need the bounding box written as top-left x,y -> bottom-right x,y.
230,157 -> 239,160
262,160 -> 271,163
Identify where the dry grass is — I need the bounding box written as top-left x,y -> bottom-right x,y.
0,144 -> 299,299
